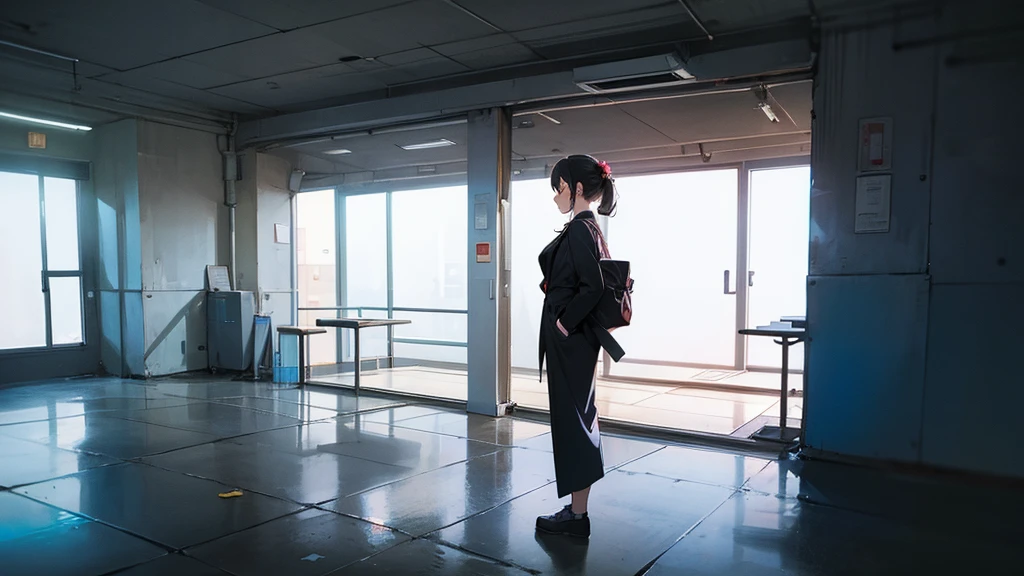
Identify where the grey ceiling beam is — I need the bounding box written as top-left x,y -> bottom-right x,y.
236,71 -> 583,149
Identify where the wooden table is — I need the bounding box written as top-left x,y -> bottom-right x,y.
739,325 -> 806,443
315,318 -> 412,394
276,326 -> 327,385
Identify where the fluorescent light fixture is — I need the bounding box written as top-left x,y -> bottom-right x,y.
536,112 -> 562,125
398,138 -> 455,151
758,101 -> 779,123
0,111 -> 92,131
322,148 -> 352,155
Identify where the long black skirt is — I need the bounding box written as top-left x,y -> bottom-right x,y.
542,311 -> 605,498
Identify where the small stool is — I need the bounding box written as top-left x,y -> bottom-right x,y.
277,326 -> 326,385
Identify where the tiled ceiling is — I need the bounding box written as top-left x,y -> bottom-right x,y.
0,0 -> 816,121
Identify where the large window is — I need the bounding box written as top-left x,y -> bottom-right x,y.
0,172 -> 84,350
390,185 -> 467,364
509,178 -> 571,370
298,186 -> 470,368
296,189 -> 337,365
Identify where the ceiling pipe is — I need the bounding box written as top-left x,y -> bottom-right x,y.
675,0 -> 714,41
0,38 -> 82,90
260,117 -> 468,151
219,116 -> 241,291
0,39 -> 78,62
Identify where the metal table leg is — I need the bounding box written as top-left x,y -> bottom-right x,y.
353,327 -> 361,396
779,337 -> 790,436
298,333 -> 307,386
752,336 -> 802,444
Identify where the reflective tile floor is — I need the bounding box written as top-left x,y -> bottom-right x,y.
2,376 -> 1022,575
317,367 -> 800,436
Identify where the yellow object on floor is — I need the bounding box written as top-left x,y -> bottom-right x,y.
218,490 -> 243,499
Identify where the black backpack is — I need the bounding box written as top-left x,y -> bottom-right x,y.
580,219 -> 634,330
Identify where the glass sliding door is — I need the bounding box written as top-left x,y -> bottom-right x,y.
0,172 -> 84,350
609,169 -> 740,368
746,164 -> 810,369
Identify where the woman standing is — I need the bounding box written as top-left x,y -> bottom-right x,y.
536,155 -> 618,539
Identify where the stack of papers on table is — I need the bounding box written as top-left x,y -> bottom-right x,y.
756,321 -> 796,330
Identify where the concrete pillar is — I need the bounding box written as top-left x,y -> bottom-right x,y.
466,108 -> 513,416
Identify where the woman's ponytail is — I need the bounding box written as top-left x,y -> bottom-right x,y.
597,176 -> 617,217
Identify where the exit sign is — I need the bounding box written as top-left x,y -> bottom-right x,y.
28,132 -> 46,149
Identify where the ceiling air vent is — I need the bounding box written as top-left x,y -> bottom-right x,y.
573,53 -> 695,94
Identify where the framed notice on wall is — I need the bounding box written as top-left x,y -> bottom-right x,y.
854,175 -> 892,233
858,117 -> 893,172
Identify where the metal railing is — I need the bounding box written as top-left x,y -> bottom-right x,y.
297,306 -> 468,363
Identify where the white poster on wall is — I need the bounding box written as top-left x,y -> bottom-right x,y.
858,117 -> 893,172
854,174 -> 892,233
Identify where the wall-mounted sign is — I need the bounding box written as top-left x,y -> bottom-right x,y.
474,194 -> 489,230
274,223 -> 290,244
28,132 -> 46,149
858,117 -> 892,172
854,174 -> 891,233
476,242 -> 491,263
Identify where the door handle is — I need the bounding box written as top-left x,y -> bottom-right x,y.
723,270 -> 736,295
41,272 -> 49,293
748,271 -> 755,287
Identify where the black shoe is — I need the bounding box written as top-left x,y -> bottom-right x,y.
536,505 -> 591,538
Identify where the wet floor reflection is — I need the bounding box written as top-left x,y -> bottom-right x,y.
3,376 -> 1020,575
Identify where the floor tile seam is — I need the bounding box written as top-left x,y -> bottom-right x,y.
210,421 -> 507,472
602,445 -> 670,473
416,480 -> 558,538
340,403 -> 462,424
207,394 -> 414,417
88,409 -> 240,438
117,436 -> 232,460
323,479 -> 557,543
104,400 -> 308,428
626,400 -> 777,421
8,488 -> 179,553
388,420 -> 551,446
178,507 -> 314,554
0,401 -> 200,429
646,440 -> 779,462
0,430 -> 136,461
318,508 -> 420,539
94,549 -> 239,573
314,445 -> 527,505
396,535 -> 544,576
205,397 -> 347,421
132,459 -> 322,508
611,468 -> 759,492
312,537 -> 422,576
633,488 -> 740,576
2,459 -> 126,490
109,417 -> 324,455
0,409 -> 142,428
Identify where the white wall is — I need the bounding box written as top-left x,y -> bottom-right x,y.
137,121 -> 227,376
805,8 -> 1024,478
236,151 -> 294,338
